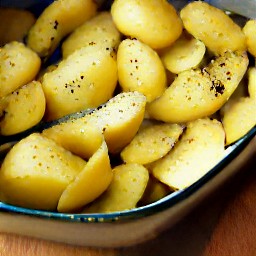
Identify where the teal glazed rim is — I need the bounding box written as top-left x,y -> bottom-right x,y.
0,127 -> 255,223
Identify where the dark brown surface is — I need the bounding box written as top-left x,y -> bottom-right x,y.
0,148 -> 255,256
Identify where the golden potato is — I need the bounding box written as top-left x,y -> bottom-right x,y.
121,123 -> 183,165
160,34 -> 206,74
43,123 -> 103,159
83,163 -> 149,213
248,67 -> 256,99
0,41 -> 41,98
0,133 -> 86,210
151,118 -> 225,190
180,1 -> 246,55
57,141 -> 113,212
222,97 -> 256,145
111,0 -> 183,49
42,44 -> 117,120
44,91 -> 147,154
243,19 -> 256,57
27,0 -> 97,58
117,38 -> 167,102
147,51 -> 249,123
139,176 -> 171,205
0,8 -> 35,46
0,81 -> 46,135
62,11 -> 121,58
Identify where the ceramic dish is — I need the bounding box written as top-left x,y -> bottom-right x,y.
0,0 -> 255,248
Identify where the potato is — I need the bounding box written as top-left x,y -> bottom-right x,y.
147,51 -> 249,123
57,141 -> 113,213
222,97 -> 256,145
180,1 -> 246,55
0,8 -> 35,46
83,163 -> 149,213
121,123 -> 183,165
0,41 -> 41,98
41,44 -> 117,120
117,38 -> 167,102
44,91 -> 147,154
160,34 -> 206,74
26,0 -> 97,58
151,118 -> 225,190
0,81 -> 46,135
248,67 -> 256,98
139,176 -> 171,205
0,133 -> 86,210
62,11 -> 121,59
111,0 -> 183,49
43,123 -> 103,159
243,20 -> 256,57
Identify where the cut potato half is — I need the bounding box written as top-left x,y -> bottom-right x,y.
83,163 -> 149,213
57,141 -> 112,213
151,118 -> 225,190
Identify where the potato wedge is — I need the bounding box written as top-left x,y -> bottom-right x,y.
43,123 -> 103,159
83,163 -> 149,213
117,38 -> 167,102
42,44 -> 117,120
121,123 -> 183,165
0,8 -> 35,46
151,118 -> 225,190
0,41 -> 41,98
26,0 -> 97,58
139,176 -> 171,205
0,81 -> 46,135
180,1 -> 246,55
248,67 -> 256,99
62,11 -> 121,59
147,51 -> 249,123
44,91 -> 147,153
243,19 -> 256,57
111,0 -> 182,49
222,97 -> 256,145
0,133 -> 86,210
57,141 -> 113,213
160,34 -> 206,74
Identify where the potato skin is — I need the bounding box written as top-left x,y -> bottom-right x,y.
111,0 -> 182,49
147,51 -> 249,123
0,41 -> 41,98
62,11 -> 121,58
42,44 -> 118,120
180,1 -> 246,55
243,20 -> 256,57
27,0 -> 97,58
151,118 -> 225,190
117,38 -> 167,102
0,81 -> 46,135
0,133 -> 86,210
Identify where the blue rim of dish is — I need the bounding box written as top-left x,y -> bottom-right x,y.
0,126 -> 255,222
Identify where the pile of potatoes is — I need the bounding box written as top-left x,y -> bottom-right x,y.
0,0 -> 255,213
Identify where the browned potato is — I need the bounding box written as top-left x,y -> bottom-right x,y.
0,8 -> 35,46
